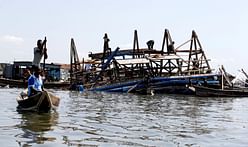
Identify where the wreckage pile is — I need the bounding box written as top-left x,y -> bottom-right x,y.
69,29 -> 220,95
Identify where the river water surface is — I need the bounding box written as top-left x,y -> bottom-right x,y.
0,88 -> 248,147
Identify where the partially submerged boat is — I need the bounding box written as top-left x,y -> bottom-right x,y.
69,29 -> 221,95
193,85 -> 248,97
91,73 -> 220,95
17,90 -> 60,112
192,66 -> 248,97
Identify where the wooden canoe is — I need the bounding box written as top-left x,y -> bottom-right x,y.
193,85 -> 248,97
17,90 -> 60,112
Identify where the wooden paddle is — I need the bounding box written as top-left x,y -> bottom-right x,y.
43,37 -> 48,70
43,37 -> 48,87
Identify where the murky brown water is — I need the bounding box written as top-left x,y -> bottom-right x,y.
0,88 -> 248,147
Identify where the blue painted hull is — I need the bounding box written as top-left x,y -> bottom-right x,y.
89,74 -> 220,94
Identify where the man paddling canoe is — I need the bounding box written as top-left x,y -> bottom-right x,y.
28,37 -> 47,96
32,38 -> 47,69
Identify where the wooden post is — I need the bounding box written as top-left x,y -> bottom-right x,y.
187,30 -> 211,75
70,38 -> 81,85
161,29 -> 174,55
133,30 -> 140,58
161,29 -> 166,55
102,33 -> 111,65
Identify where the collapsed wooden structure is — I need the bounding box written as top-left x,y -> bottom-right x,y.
70,29 -> 220,94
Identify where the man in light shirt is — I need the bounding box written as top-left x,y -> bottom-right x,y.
32,38 -> 47,68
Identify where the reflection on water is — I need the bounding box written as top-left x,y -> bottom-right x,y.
15,112 -> 58,146
0,88 -> 248,146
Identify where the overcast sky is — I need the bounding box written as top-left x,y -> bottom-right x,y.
0,0 -> 247,74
